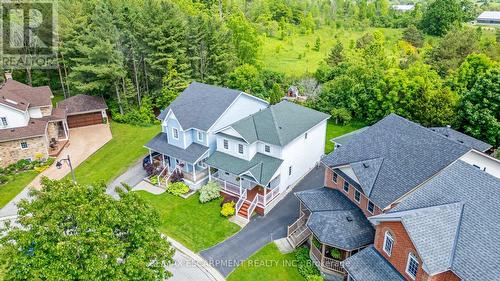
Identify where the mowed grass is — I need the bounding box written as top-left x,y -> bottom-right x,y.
227,243 -> 304,281
0,171 -> 38,209
325,120 -> 367,154
71,122 -> 159,185
137,191 -> 241,252
260,26 -> 403,76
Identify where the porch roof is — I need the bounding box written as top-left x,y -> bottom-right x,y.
144,133 -> 209,163
343,246 -> 405,281
206,151 -> 283,186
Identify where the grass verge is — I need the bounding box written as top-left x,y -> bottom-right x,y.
0,171 -> 38,209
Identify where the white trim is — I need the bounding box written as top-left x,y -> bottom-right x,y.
343,181 -> 350,193
197,130 -> 203,141
383,231 -> 394,256
238,143 -> 244,154
20,141 -> 28,150
0,101 -> 29,113
223,139 -> 229,150
405,252 -> 419,280
367,200 -> 375,214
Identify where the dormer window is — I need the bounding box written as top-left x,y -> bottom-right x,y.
223,139 -> 229,149
405,253 -> 419,280
383,231 -> 394,256
238,144 -> 244,154
265,145 -> 270,153
197,131 -> 203,141
172,128 -> 179,139
1,117 -> 7,127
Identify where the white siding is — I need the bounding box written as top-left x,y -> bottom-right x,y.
0,104 -> 29,128
256,141 -> 282,159
460,150 -> 500,178
28,107 -> 43,118
210,94 -> 268,132
216,135 -> 250,160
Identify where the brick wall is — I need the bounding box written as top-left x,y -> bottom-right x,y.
374,222 -> 460,281
324,168 -> 382,217
40,105 -> 53,117
0,136 -> 48,167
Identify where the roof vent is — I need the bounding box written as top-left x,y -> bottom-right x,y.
346,216 -> 353,222
363,163 -> 370,168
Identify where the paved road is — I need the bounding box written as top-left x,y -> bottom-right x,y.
200,166 -> 325,277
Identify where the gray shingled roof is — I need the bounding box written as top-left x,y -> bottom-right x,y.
157,82 -> 245,131
330,126 -> 369,146
429,127 -> 492,152
343,246 -> 405,281
297,188 -> 374,250
144,133 -> 209,163
229,101 -> 329,146
322,114 -> 470,208
57,94 -> 107,115
205,151 -> 283,186
384,160 -> 500,280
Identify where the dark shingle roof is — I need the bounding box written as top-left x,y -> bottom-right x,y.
383,160 -> 500,281
157,82 -> 245,131
205,151 -> 283,186
57,94 -> 107,115
230,101 -> 329,146
322,114 -> 470,208
0,119 -> 47,142
0,79 -> 53,110
144,133 -> 209,163
343,246 -> 406,281
429,126 -> 492,152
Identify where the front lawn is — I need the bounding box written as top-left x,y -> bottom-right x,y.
0,171 -> 38,209
227,243 -> 304,281
71,122 -> 159,185
325,120 -> 366,154
137,191 -> 241,252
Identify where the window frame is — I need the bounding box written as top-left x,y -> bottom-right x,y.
197,131 -> 203,141
238,144 -> 244,154
223,139 -> 229,149
332,172 -> 338,183
354,190 -> 361,203
343,181 -> 349,193
265,145 -> 271,153
172,127 -> 179,140
1,117 -> 7,126
20,141 -> 28,149
383,231 -> 394,256
405,253 -> 419,280
367,201 -> 375,214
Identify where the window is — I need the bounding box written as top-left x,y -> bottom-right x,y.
223,139 -> 229,149
332,172 -> 338,183
265,145 -> 271,153
172,128 -> 179,139
288,166 -> 292,176
405,253 -> 419,279
1,117 -> 7,126
367,201 -> 374,214
197,131 -> 203,141
343,181 -> 349,193
305,132 -> 308,139
354,190 -> 361,203
20,141 -> 28,149
238,144 -> 244,154
383,231 -> 394,256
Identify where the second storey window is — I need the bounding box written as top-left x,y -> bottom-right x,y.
332,172 -> 338,183
1,117 -> 7,127
343,181 -> 349,193
20,141 -> 28,149
288,166 -> 292,176
265,145 -> 270,153
172,128 -> 179,139
238,144 -> 244,154
197,131 -> 203,141
383,231 -> 394,256
223,139 -> 229,149
367,201 -> 374,214
354,190 -> 361,203
405,253 -> 419,280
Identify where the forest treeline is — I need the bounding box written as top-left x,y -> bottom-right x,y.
4,0 -> 499,146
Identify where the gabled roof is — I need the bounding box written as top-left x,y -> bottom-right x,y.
144,133 -> 209,163
0,79 -> 53,109
322,114 -> 470,208
57,94 -> 107,115
343,246 -> 405,281
380,160 -> 500,280
157,82 -> 248,131
429,126 -> 492,152
229,101 -> 329,146
205,151 -> 283,186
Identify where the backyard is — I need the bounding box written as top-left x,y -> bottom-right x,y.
137,191 -> 241,252
325,120 -> 366,153
0,171 -> 38,209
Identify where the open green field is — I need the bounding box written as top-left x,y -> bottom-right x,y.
137,191 -> 241,252
260,26 -> 403,77
227,243 -> 304,281
0,171 -> 38,209
325,120 -> 367,154
70,122 -> 159,185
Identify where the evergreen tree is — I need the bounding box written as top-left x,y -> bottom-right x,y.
269,82 -> 282,104
326,42 -> 344,67
402,25 -> 424,48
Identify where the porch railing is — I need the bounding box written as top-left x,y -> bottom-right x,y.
245,196 -> 258,220
213,172 -> 241,196
157,166 -> 170,188
183,168 -> 209,183
287,210 -> 307,237
256,188 -> 280,206
310,245 -> 345,274
235,189 -> 247,214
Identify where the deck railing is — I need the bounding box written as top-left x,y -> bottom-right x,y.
245,196 -> 258,220
235,189 -> 247,214
287,210 -> 307,237
183,168 -> 208,183
256,188 -> 280,206
212,172 -> 241,196
310,245 -> 345,274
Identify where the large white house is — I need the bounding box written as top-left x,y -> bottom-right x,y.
206,101 -> 329,220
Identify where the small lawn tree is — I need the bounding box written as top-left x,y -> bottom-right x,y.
199,181 -> 221,203
0,178 -> 174,280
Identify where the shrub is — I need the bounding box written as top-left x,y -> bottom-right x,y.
306,275 -> 324,281
295,246 -> 320,278
150,176 -> 159,186
220,201 -> 235,217
199,181 -> 221,203
167,182 -> 189,196
34,165 -> 49,173
170,169 -> 184,183
0,175 -> 9,184
330,108 -> 352,125
330,247 -> 341,260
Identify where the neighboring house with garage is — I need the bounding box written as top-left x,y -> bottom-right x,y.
57,94 -> 108,128
286,114 -> 497,280
0,73 -> 108,167
206,101 -> 329,220
145,82 -> 269,190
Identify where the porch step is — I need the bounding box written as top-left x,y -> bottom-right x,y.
237,202 -> 251,218
287,224 -> 311,248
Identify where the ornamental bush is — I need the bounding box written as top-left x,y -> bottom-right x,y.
220,201 -> 235,217
306,275 -> 324,281
199,181 -> 221,203
295,246 -> 320,278
167,182 -> 189,196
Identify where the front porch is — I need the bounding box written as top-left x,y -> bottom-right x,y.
47,120 -> 70,157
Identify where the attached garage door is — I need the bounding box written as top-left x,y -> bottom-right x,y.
67,112 -> 102,128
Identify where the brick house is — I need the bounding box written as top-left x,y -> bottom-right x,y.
286,114 -> 498,280
0,73 -> 108,167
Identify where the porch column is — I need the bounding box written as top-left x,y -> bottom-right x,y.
239,180 -> 242,196
264,186 -> 267,206
63,121 -> 69,139
162,154 -> 166,168
321,244 -> 326,267
208,166 -> 211,181
193,163 -> 197,182
149,149 -> 152,164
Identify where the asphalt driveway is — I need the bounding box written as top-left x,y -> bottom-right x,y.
200,166 -> 325,277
